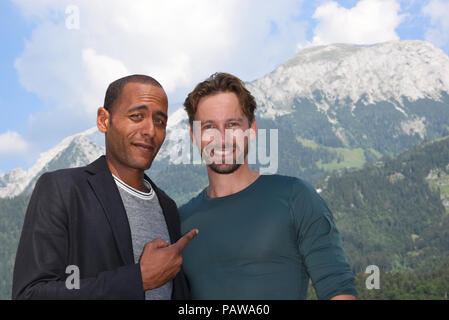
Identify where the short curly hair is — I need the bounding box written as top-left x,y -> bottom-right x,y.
183,72 -> 257,125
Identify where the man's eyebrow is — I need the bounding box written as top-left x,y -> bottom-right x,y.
201,118 -> 244,125
155,110 -> 168,121
227,118 -> 244,122
127,105 -> 148,113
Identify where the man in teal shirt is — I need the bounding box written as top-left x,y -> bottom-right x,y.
179,72 -> 357,300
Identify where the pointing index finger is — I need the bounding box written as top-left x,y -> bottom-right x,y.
173,229 -> 199,251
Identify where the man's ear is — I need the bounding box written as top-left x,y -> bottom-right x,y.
249,118 -> 257,141
190,120 -> 202,149
97,107 -> 110,133
190,126 -> 195,144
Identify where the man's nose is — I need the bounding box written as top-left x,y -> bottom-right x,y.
219,127 -> 227,145
141,116 -> 156,138
223,127 -> 236,146
211,126 -> 228,146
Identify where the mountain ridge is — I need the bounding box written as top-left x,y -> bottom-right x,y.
248,40 -> 449,119
2,40 -> 449,199
0,128 -> 104,198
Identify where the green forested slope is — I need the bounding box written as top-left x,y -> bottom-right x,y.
307,256 -> 449,300
0,194 -> 29,299
317,136 -> 449,273
1,136 -> 449,299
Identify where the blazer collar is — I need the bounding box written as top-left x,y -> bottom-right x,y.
85,155 -> 110,175
85,156 -> 134,265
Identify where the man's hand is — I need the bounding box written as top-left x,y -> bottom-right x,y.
330,294 -> 357,300
139,229 -> 199,291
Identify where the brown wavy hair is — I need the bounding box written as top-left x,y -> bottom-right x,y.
184,72 -> 257,125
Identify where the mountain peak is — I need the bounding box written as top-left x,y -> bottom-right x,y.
248,40 -> 449,119
0,127 -> 104,198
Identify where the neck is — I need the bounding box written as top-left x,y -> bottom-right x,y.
106,155 -> 148,192
206,163 -> 260,198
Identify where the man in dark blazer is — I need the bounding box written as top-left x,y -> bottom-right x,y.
12,74 -> 198,299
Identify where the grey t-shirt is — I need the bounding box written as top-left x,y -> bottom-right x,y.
113,174 -> 173,300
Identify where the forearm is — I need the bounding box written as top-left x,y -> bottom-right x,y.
14,263 -> 144,300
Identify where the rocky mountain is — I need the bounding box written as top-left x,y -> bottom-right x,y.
1,40 -> 449,201
0,128 -> 104,198
248,40 -> 449,120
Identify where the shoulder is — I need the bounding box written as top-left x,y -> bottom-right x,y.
279,177 -> 334,231
178,189 -> 205,222
263,174 -> 330,218
260,174 -> 317,200
35,166 -> 89,190
27,167 -> 91,220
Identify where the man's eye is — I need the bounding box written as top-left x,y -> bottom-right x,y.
130,114 -> 143,120
154,118 -> 166,126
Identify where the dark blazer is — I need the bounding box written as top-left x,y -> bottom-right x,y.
12,155 -> 190,300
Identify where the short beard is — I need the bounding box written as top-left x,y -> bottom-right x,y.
203,136 -> 250,175
208,163 -> 241,175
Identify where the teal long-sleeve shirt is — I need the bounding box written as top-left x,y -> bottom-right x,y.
179,174 -> 357,300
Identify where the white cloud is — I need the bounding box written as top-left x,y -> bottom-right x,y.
309,0 -> 404,46
8,0 -> 307,173
81,48 -> 129,112
0,131 -> 29,155
13,0 -> 306,121
423,0 -> 449,52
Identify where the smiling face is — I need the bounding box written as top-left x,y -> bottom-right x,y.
193,91 -> 256,174
99,82 -> 168,173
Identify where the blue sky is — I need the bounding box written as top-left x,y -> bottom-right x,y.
1,0 -> 448,174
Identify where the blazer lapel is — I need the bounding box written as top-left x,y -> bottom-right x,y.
86,157 -> 134,265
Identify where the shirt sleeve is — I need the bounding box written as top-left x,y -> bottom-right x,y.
290,180 -> 358,300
